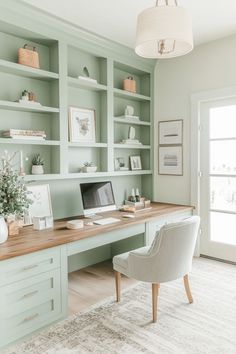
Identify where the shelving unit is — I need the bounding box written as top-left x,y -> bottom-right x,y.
0,20 -> 154,195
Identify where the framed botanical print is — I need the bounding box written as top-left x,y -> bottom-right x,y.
69,106 -> 96,143
158,146 -> 183,175
25,184 -> 53,225
159,120 -> 183,145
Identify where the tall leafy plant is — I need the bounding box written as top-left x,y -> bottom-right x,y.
0,159 -> 31,218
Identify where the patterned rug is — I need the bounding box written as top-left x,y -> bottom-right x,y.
3,258 -> 236,354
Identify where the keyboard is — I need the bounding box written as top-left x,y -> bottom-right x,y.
93,217 -> 121,226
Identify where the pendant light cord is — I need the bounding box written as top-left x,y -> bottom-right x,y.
156,0 -> 178,6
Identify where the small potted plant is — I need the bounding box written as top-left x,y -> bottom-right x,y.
31,154 -> 44,175
82,162 -> 97,173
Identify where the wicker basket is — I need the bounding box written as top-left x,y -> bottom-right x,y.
123,76 -> 136,93
18,44 -> 40,69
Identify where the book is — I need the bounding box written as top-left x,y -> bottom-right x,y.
121,139 -> 142,145
18,100 -> 41,106
115,115 -> 140,121
2,129 -> 46,138
4,136 -> 45,140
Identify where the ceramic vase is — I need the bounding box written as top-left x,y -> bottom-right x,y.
32,165 -> 44,175
0,217 -> 8,244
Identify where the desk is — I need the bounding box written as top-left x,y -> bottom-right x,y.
0,202 -> 193,348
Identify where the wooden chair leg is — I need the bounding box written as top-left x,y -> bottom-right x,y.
183,274 -> 193,303
152,283 -> 160,323
115,271 -> 121,302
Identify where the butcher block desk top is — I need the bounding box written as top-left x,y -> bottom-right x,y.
0,203 -> 193,261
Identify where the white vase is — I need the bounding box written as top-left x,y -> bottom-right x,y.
0,217 -> 8,244
31,165 -> 44,175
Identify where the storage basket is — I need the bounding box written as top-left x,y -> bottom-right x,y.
123,76 -> 136,93
18,44 -> 40,69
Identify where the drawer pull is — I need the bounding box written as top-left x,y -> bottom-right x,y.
22,264 -> 38,271
22,290 -> 39,299
22,313 -> 39,323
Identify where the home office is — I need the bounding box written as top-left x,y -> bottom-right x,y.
0,1 -> 235,353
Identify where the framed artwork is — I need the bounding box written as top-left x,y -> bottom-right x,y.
159,120 -> 183,145
130,155 -> 142,170
69,106 -> 96,143
158,146 -> 183,175
25,184 -> 53,225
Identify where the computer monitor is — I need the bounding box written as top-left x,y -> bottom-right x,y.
80,181 -> 116,217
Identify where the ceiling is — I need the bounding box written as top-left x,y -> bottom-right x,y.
22,0 -> 236,48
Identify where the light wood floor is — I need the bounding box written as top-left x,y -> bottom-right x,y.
68,260 -> 137,315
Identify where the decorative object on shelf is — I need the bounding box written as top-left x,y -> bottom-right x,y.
2,129 -> 46,140
123,76 -> 136,93
158,145 -> 183,175
31,154 -> 44,175
122,126 -> 142,145
135,0 -> 193,59
26,184 -> 53,225
19,90 -> 41,106
69,106 -> 96,143
18,44 -> 40,68
78,66 -> 98,84
82,162 -> 97,173
130,155 -> 142,170
114,157 -> 129,171
159,120 -> 183,145
115,105 -> 140,122
33,215 -> 54,230
0,153 -> 32,237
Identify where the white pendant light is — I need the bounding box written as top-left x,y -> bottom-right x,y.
135,0 -> 193,59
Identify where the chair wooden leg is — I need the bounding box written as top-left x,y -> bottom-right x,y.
115,271 -> 121,302
152,283 -> 160,323
183,274 -> 193,303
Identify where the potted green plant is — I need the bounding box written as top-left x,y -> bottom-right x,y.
82,162 -> 97,173
31,154 -> 44,175
0,162 -> 31,241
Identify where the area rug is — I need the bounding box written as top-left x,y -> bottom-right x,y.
3,258 -> 236,354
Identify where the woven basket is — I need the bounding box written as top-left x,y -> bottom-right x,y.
18,44 -> 40,69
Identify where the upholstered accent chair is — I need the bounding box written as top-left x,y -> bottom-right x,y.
113,216 -> 200,322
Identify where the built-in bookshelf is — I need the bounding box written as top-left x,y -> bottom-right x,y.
0,21 -> 154,184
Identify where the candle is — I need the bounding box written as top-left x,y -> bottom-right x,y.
19,150 -> 25,176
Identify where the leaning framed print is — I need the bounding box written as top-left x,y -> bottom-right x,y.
24,184 -> 53,224
130,155 -> 142,170
159,119 -> 183,145
69,106 -> 96,143
158,146 -> 183,175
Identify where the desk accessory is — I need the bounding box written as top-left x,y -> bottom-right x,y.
33,215 -> 53,230
66,220 -> 84,230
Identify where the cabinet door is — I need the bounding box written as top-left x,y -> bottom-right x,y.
145,211 -> 193,245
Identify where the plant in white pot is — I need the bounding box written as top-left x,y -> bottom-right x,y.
0,160 -> 32,242
82,162 -> 97,173
31,154 -> 44,175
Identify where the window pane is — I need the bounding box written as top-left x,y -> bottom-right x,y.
210,105 -> 236,139
210,177 -> 236,212
210,141 -> 236,175
210,211 -> 236,245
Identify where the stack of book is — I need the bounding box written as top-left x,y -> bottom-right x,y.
2,129 -> 46,140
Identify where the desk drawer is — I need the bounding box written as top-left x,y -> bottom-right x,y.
0,292 -> 61,347
0,269 -> 61,317
0,247 -> 60,286
145,210 -> 193,245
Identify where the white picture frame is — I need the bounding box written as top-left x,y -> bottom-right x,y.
25,184 -> 53,225
158,146 -> 183,175
130,155 -> 142,170
69,106 -> 96,143
159,119 -> 183,145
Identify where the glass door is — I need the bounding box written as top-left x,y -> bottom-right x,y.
200,99 -> 236,262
